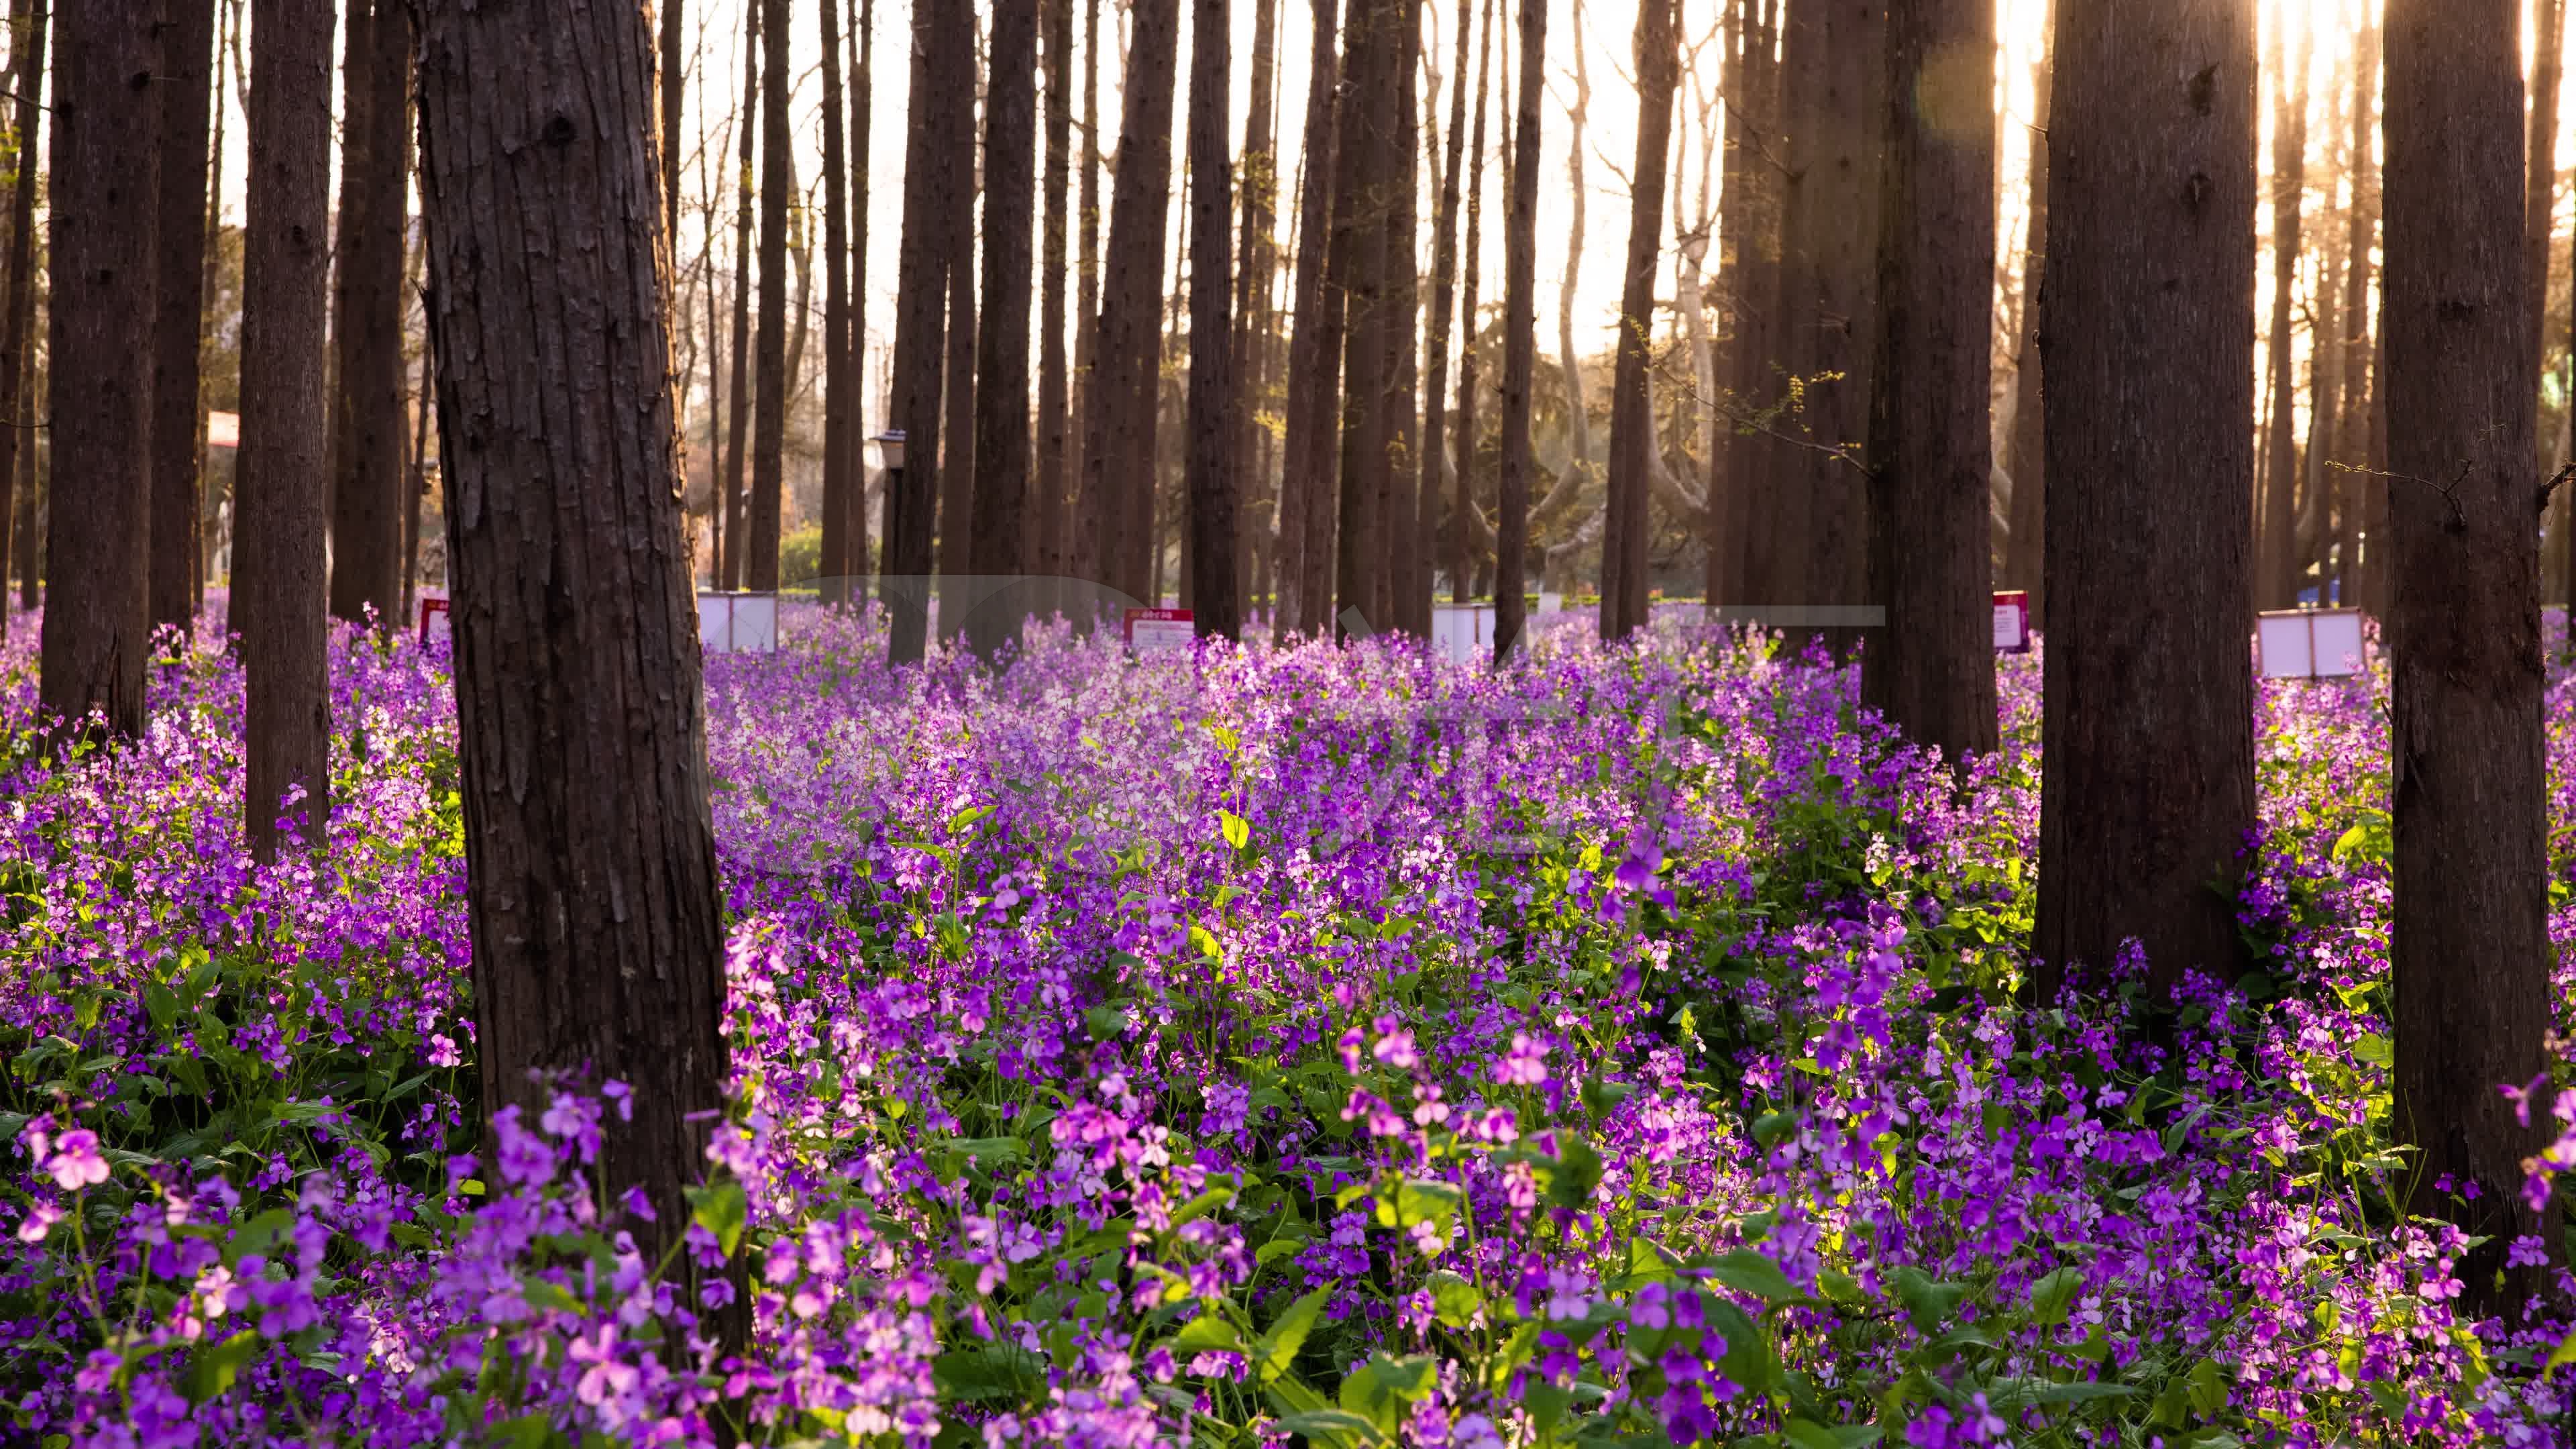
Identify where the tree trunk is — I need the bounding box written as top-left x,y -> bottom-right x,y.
884,0 -> 972,663
1492,0 -> 1543,661
328,0 -> 411,629
0,0 -> 33,631
2002,3 -> 2051,610
1860,0 -> 1997,759
937,230 -> 977,636
1184,0 -> 1240,640
41,1 -> 159,739
720,0 -> 757,592
851,0 -> 873,590
1230,0 -> 1279,624
2033,0 -> 2256,1003
2384,0 -> 2556,1311
1385,0 -> 1423,634
747,0 -> 791,592
971,0 -> 1038,655
2346,18 -> 2383,612
1334,0 -> 1395,637
1603,0 -> 1678,641
416,0 -> 735,1338
1453,0 -> 1493,604
150,0 -> 215,641
2257,13 -> 2307,610
818,0 -> 853,606
1069,0 -> 1103,583
1037,0 -> 1074,582
1276,0 -> 1343,636
661,0 -> 684,241
1075,0 -> 1181,606
237,0 -> 327,857
2305,74 -> 2345,598
2529,0 -> 2567,428
1718,0 -> 1781,604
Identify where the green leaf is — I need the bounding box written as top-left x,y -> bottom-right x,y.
686,1180 -> 748,1257
1374,1177 -> 1463,1232
1426,1269 -> 1485,1329
1084,1004 -> 1130,1040
1252,1287 -> 1332,1383
1984,1377 -> 2135,1408
1783,1419 -> 1882,1449
1706,1249 -> 1805,1305
184,1329 -> 261,1404
2027,1266 -> 2083,1327
1169,1183 -> 1236,1228
1220,810 -> 1250,851
1752,1112 -> 1801,1147
1169,1315 -> 1242,1353
2351,1034 -> 2393,1069
2186,1356 -> 2229,1417
1892,1266 -> 1967,1333
1275,1409 -> 1379,1446
2548,1324 -> 2576,1373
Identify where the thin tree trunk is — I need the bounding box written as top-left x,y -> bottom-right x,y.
661,0 -> 684,239
2529,0 -> 2567,439
2383,0 -> 2556,1311
702,109 -> 727,586
1230,0 -> 1279,623
2304,73 -> 2345,598
329,0 -> 411,629
2257,13 -> 2307,610
721,0 -> 757,591
42,1 -> 160,739
853,0 -> 872,591
2003,3 -> 2052,610
1603,0 -> 1678,641
1452,0 -> 1492,604
1276,0 -> 1343,637
150,0 -> 215,641
1037,0 -> 1074,582
1076,0 -> 1181,606
415,0 -> 736,1338
747,0 -> 792,591
971,0 -> 1038,655
2342,19 -> 2378,610
1385,0 -> 1422,633
1334,0 -> 1395,636
884,0 -> 972,663
1492,0 -> 1543,662
402,237 -> 431,616
1069,0 -> 1103,583
1532,0 -> 1592,565
818,0 -> 853,605
937,227 -> 977,635
2033,0 -> 2256,1003
1861,0 -> 1997,757
1185,0 -> 1239,639
0,0 -> 36,629
197,0 -> 232,610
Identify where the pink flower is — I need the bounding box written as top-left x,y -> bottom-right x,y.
44,1129 -> 109,1191
14,1199 -> 59,1244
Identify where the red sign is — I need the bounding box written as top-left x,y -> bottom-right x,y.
417,595 -> 451,645
1123,607 -> 1194,653
1992,590 -> 2030,653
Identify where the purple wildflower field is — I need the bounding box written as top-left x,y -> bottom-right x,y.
5,605 -> 2576,1447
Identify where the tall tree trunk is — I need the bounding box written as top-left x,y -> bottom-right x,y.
884,0 -> 972,663
2033,0 -> 2256,1003
1037,0 -> 1074,582
238,0 -> 326,857
1276,0 -> 1343,637
2257,13 -> 2307,610
1069,0 -> 1103,583
197,0 -> 231,611
2384,0 -> 2555,1312
1230,0 -> 1279,623
403,237 -> 431,615
1453,0 -> 1493,604
2304,72 -> 2346,598
1862,0 -> 1996,758
818,0 -> 853,606
850,0 -> 873,591
2003,3 -> 2052,611
661,0 -> 683,239
1535,0 -> 1592,564
1334,0 -> 1395,636
328,0 -> 411,629
1385,0 -> 1423,634
42,1 -> 159,738
2346,17 -> 2383,613
150,0 -> 215,641
1603,0 -> 1677,641
1076,0 -> 1181,606
1719,0 -> 1781,604
415,0 -> 736,1338
1492,0 -> 1543,661
2528,0 -> 2567,441
0,0 -> 38,624
747,0 -> 791,592
971,0 -> 1038,655
938,228 -> 977,635
1185,0 -> 1240,639
721,0 -> 757,592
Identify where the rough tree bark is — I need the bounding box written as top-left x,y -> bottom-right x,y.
41,1 -> 159,739
1334,0 -> 1395,636
2002,4 -> 2051,610
415,0 -> 737,1340
1452,0 -> 1493,604
2256,13 -> 2307,610
2528,0 -> 2566,419
884,0 -> 971,663
1603,0 -> 1678,641
1717,0 -> 1780,604
661,0 -> 683,239
1492,0 -> 1543,662
1384,1 -> 1423,634
818,0 -> 853,605
0,0 -> 35,630
1861,0 -> 1998,759
149,0 -> 215,641
937,220 -> 977,637
2033,0 -> 2256,1003
2338,17 -> 2377,604
1185,0 -> 1240,639
853,0 -> 872,591
1036,0 -> 1073,580
328,0 -> 411,629
720,0 -> 757,591
970,0 -> 1038,655
1275,0 -> 1343,637
1230,0 -> 1279,623
238,0 -> 327,856
747,0 -> 791,591
2384,0 -> 2556,1311
1069,0 -> 1103,582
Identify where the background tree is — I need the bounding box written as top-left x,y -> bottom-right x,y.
238,0 -> 328,856
1185,0 -> 1240,640
2002,4 -> 2051,609
818,0 -> 853,606
328,0 -> 411,629
1862,0 -> 1998,758
2383,0 -> 2555,1311
938,209 -> 977,636
971,0 -> 1038,655
1275,0 -> 1342,637
149,1 -> 215,641
883,0 -> 972,663
2255,13 -> 2307,610
40,1 -> 160,739
0,0 -> 35,633
2033,0 -> 2257,1002
1333,0 -> 1395,635
720,0 -> 757,590
1492,0 -> 1543,662
1036,0 -> 1074,580
415,0 -> 736,1334
1602,0 -> 1678,641
746,0 -> 790,592
1452,0 -> 1493,606
1230,0 -> 1281,623
1717,0 -> 1782,604
2528,0 -> 2566,458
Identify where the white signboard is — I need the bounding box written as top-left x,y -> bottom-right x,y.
1992,590 -> 2030,653
1124,607 -> 1195,654
1432,604 -> 1495,663
2257,608 -> 2365,680
698,591 -> 779,653
417,591 -> 450,645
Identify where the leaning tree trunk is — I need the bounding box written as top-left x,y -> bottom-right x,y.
2256,15 -> 2306,610
883,0 -> 971,663
2033,0 -> 2256,1004
2384,0 -> 2557,1313
1492,0 -> 1544,663
238,0 -> 329,857
149,0 -> 215,641
1861,0 -> 1998,760
818,0 -> 853,606
41,1 -> 160,739
1185,0 -> 1240,640
328,0 -> 411,629
0,0 -> 34,631
2002,4 -> 2051,610
415,0 -> 739,1344
747,0 -> 791,592
1603,0 -> 1677,641
970,0 -> 1038,655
